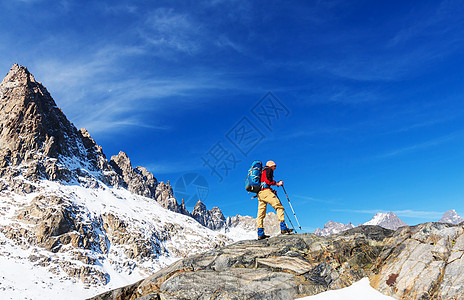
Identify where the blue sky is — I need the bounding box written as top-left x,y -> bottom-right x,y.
2,0 -> 464,232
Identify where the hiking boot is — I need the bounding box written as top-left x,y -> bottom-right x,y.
280,222 -> 293,234
258,234 -> 270,240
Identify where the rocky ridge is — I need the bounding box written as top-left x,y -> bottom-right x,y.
0,64 -> 166,200
191,200 -> 226,230
93,222 -> 464,300
0,63 -> 287,235
0,64 -> 226,223
439,209 -> 464,225
363,212 -> 407,230
314,220 -> 355,236
0,64 -> 234,295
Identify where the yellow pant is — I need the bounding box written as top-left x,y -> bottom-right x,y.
257,189 -> 285,228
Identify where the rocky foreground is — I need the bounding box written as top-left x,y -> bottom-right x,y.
92,222 -> 464,300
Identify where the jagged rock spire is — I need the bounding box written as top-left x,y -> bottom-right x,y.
109,151 -> 158,198
0,64 -> 204,222
191,200 -> 226,230
0,64 -> 96,165
0,65 -> 127,187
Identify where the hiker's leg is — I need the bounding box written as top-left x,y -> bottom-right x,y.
268,193 -> 285,223
256,198 -> 267,228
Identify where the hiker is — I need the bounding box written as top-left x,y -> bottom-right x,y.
257,161 -> 293,240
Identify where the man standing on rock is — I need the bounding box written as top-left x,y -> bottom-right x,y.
257,161 -> 293,240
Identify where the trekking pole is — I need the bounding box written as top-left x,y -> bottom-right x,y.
283,208 -> 296,233
277,193 -> 297,233
281,185 -> 302,230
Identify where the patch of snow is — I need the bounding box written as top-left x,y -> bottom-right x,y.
0,179 -> 234,299
363,212 -> 407,230
219,225 -> 256,242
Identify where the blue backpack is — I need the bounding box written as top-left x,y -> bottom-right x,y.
245,160 -> 263,193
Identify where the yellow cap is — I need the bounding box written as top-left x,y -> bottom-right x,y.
266,161 -> 276,167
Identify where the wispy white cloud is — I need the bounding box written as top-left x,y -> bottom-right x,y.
135,5 -> 250,58
215,35 -> 247,55
32,42 -> 242,135
101,3 -> 138,15
292,194 -> 337,205
327,87 -> 381,104
394,210 -> 444,219
376,132 -> 461,159
140,8 -> 203,55
388,0 -> 464,47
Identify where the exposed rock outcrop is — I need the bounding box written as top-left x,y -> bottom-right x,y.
314,220 -> 356,236
92,225 -> 392,299
92,222 -> 464,300
0,64 -> 182,210
154,181 -> 189,215
0,64 -> 109,180
191,200 -> 226,230
371,222 -> 464,299
109,151 -> 157,198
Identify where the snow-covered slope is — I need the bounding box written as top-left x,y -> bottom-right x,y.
0,64 -> 250,299
363,212 -> 407,230
0,178 -> 234,299
314,221 -> 355,236
439,209 -> 464,225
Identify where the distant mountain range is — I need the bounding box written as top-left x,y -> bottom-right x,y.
315,210 -> 464,236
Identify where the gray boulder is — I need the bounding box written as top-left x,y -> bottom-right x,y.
91,226 -> 393,299
91,223 -> 464,299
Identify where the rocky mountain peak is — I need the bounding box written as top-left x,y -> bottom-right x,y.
314,220 -> 356,236
0,64 -> 170,204
109,151 -> 158,198
191,200 -> 226,230
363,212 -> 407,230
193,199 -> 207,212
439,209 -> 464,225
0,63 -> 106,177
1,63 -> 36,85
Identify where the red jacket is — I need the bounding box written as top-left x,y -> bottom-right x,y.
261,166 -> 277,190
